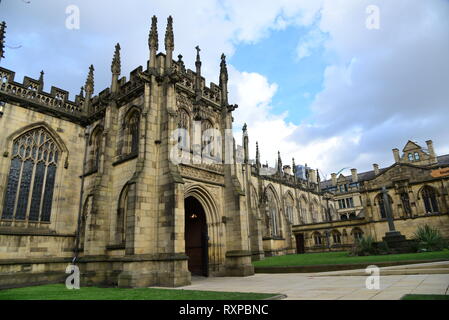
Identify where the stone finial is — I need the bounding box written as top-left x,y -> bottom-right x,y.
194,46 -> 202,100
195,45 -> 202,70
277,151 -> 282,173
111,43 -> 121,75
0,21 -> 6,62
316,169 -> 321,183
84,64 -> 95,95
164,15 -> 174,52
148,15 -> 158,51
38,70 -> 44,91
220,53 -> 228,84
242,123 -> 247,133
256,141 -> 260,167
292,158 -> 297,176
177,54 -> 185,71
79,86 -> 84,99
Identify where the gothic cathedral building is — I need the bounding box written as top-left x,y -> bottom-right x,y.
0,17 -> 328,288
1,16 -> 448,289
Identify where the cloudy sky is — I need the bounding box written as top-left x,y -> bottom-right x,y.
1,0 -> 448,179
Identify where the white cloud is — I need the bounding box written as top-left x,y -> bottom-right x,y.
2,0 -> 448,176
296,29 -> 326,61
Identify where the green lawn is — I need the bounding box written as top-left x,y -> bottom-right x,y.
0,284 -> 277,300
401,294 -> 449,300
253,250 -> 449,267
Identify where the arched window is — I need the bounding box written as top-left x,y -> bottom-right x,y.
400,192 -> 412,216
332,230 -> 342,244
267,188 -> 280,237
126,111 -> 140,155
311,201 -> 318,223
116,185 -> 129,245
376,193 -> 393,219
285,194 -> 294,224
80,196 -> 92,249
177,109 -> 190,151
299,197 -> 308,224
250,187 -> 258,212
422,186 -> 439,213
352,228 -> 363,241
2,128 -> 60,222
313,232 -> 322,245
88,126 -> 103,173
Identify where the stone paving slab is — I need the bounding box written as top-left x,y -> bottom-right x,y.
160,272 -> 449,300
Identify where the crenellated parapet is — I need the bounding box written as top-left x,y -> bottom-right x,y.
0,15 -> 229,127
0,66 -> 86,124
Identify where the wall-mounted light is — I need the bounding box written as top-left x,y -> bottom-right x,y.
190,213 -> 198,219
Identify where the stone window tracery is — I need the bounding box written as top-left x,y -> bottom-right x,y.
2,128 -> 59,222
422,186 -> 439,214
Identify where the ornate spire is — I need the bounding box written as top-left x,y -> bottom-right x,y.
164,16 -> 174,52
256,141 -> 261,168
219,53 -> 228,85
84,64 -> 94,96
0,21 -> 6,63
277,151 -> 282,174
111,43 -> 121,75
242,123 -> 247,133
317,169 -> 321,183
148,15 -> 158,51
292,158 -> 297,176
219,53 -> 229,107
194,46 -> 202,101
195,45 -> 202,73
79,86 -> 84,99
39,70 -> 44,82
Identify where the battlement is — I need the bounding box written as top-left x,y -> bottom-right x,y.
0,66 -> 85,119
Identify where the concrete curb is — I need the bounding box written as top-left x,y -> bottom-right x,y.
254,259 -> 449,274
263,294 -> 287,300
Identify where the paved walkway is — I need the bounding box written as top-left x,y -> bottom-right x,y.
171,262 -> 449,300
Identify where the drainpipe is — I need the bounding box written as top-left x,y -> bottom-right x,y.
73,128 -> 90,264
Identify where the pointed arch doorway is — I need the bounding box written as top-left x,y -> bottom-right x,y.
184,196 -> 209,276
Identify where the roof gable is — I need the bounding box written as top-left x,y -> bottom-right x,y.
403,140 -> 422,152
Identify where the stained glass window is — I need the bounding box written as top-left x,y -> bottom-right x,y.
1,128 -> 60,222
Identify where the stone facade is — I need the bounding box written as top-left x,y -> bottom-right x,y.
0,17 -> 329,289
295,140 -> 449,253
1,16 -> 447,289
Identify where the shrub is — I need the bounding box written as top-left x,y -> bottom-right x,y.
376,241 -> 390,255
350,235 -> 377,256
413,225 -> 447,252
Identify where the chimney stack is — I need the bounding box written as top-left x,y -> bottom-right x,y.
373,163 -> 379,175
331,173 -> 337,186
392,148 -> 400,163
351,168 -> 358,182
426,140 -> 437,163
309,169 -> 317,184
